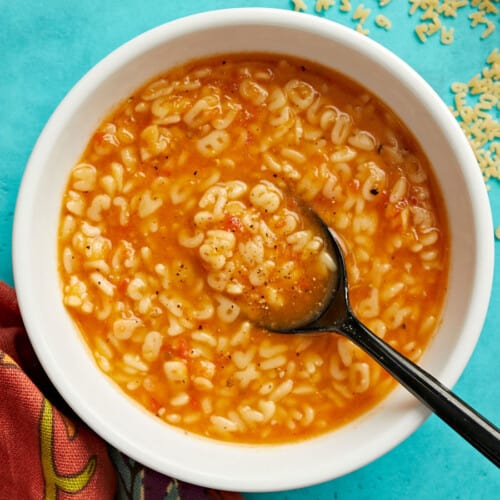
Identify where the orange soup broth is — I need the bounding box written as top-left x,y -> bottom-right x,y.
59,54 -> 449,443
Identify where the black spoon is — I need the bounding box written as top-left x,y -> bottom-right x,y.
265,210 -> 500,467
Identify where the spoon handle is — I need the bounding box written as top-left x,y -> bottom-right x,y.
343,314 -> 500,467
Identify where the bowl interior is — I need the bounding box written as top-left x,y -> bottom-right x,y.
13,8 -> 493,492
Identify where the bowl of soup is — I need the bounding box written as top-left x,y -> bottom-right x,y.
13,8 -> 493,492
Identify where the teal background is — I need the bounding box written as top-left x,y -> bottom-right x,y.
1,1 -> 498,498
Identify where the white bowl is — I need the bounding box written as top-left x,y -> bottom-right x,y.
13,8 -> 494,492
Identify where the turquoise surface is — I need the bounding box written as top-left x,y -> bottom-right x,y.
1,1 -> 498,497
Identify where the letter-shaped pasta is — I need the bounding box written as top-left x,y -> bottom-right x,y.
305,95 -> 324,125
348,130 -> 376,151
199,185 -> 228,220
269,209 -> 299,236
141,79 -> 173,101
360,161 -> 386,202
178,229 -> 205,248
142,331 -> 163,362
286,230 -> 314,252
199,230 -> 236,270
127,276 -> 147,300
331,113 -> 352,145
113,318 -> 140,340
319,105 -> 341,130
215,294 -> 240,323
357,287 -> 380,318
249,260 -> 275,287
224,180 -> 248,200
269,105 -> 293,127
62,247 -> 76,274
207,269 -> 230,292
295,170 -> 323,201
239,79 -> 269,105
331,146 -> 357,163
65,190 -> 86,217
140,124 -> 170,158
163,360 -> 188,384
212,105 -> 240,130
138,190 -> 163,218
406,156 -> 428,184
87,194 -> 111,222
239,236 -> 265,266
183,95 -> 220,128
280,147 -> 306,164
112,197 -> 130,226
72,163 -> 97,192
120,146 -> 139,170
196,130 -> 230,158
284,79 -> 318,111
249,180 -> 283,213
349,362 -> 370,393
267,86 -> 287,112
60,215 -> 77,241
262,153 -> 283,174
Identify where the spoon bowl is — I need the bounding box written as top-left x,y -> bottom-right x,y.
266,209 -> 500,466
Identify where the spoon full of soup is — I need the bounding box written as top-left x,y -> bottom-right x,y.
249,207 -> 500,466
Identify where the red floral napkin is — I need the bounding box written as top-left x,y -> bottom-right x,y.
0,281 -> 242,500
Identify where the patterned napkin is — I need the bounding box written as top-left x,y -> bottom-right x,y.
0,281 -> 242,500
